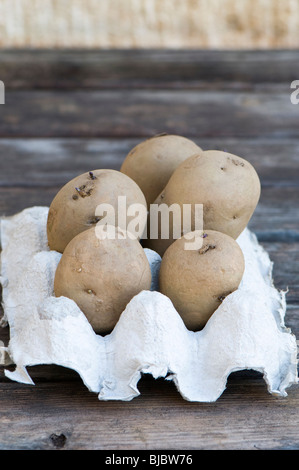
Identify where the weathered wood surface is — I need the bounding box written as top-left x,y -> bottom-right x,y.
0,50 -> 298,451
1,89 -> 298,139
1,50 -> 299,89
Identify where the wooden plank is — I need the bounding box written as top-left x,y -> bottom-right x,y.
248,186 -> 299,242
0,89 -> 298,138
262,242 -> 299,306
0,187 -> 54,217
1,50 -> 299,90
0,365 -> 297,450
0,137 -> 298,187
0,138 -> 128,186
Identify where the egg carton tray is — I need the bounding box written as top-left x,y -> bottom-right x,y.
0,206 -> 297,402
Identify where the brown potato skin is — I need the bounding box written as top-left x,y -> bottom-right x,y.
159,230 -> 245,331
47,169 -> 147,253
146,150 -> 261,256
120,134 -> 202,207
54,227 -> 152,334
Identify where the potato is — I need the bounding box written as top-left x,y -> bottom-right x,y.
47,169 -> 147,253
54,226 -> 152,334
159,230 -> 245,331
120,134 -> 202,207
146,150 -> 261,256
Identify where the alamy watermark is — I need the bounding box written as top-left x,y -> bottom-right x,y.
94,196 -> 204,251
0,81 -> 4,104
290,80 -> 299,105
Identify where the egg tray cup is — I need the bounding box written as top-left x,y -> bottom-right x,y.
0,206 -> 297,402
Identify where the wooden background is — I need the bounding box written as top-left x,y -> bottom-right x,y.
0,49 -> 299,450
1,0 -> 299,49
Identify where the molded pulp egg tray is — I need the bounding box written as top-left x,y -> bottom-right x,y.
0,206 -> 298,402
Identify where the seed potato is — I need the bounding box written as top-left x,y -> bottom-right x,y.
120,134 -> 202,207
54,226 -> 152,334
47,169 -> 147,253
146,150 -> 261,256
159,230 -> 245,331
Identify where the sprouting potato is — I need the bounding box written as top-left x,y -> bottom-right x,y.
47,169 -> 147,253
159,230 -> 245,331
146,150 -> 261,256
120,134 -> 202,207
54,226 -> 152,334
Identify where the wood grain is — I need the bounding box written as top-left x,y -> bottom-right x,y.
1,88 -> 298,138
1,50 -> 299,89
1,136 -> 299,185
0,370 -> 297,450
